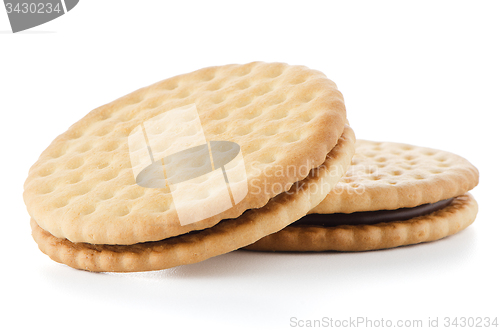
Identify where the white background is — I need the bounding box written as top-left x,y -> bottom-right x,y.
1,1 -> 499,330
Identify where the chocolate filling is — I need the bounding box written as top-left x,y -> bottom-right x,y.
293,198 -> 454,227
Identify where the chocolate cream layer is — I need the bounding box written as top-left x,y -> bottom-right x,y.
293,198 -> 454,227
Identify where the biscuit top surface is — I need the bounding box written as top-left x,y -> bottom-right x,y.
24,62 -> 347,245
310,140 -> 479,214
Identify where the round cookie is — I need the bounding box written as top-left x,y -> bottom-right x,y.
244,140 -> 479,252
24,62 -> 347,245
30,126 -> 356,272
312,140 -> 478,214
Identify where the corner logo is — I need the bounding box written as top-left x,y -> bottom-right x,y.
128,104 -> 249,226
4,0 -> 79,33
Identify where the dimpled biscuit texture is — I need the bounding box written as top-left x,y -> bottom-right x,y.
30,126 -> 356,272
23,62 -> 347,245
310,140 -> 479,214
244,193 -> 478,252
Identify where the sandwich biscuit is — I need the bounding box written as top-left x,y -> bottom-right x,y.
25,62 -> 353,271
245,140 -> 478,251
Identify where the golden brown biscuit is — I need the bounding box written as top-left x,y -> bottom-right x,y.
31,126 -> 356,272
312,140 -> 478,214
245,194 -> 477,251
24,62 -> 347,245
245,140 -> 479,252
